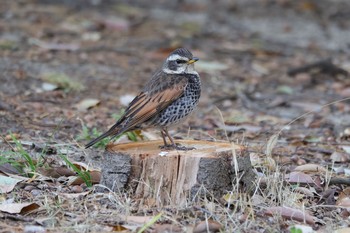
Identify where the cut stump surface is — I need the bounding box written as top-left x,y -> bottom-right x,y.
100,140 -> 255,206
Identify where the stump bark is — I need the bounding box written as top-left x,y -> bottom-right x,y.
100,140 -> 255,206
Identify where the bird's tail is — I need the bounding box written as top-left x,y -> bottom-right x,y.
85,125 -> 123,149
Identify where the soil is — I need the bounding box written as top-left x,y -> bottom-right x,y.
1,0 -> 350,232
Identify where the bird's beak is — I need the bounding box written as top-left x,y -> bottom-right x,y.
187,57 -> 199,64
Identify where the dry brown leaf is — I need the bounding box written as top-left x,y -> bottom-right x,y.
153,224 -> 183,233
264,206 -> 315,225
0,163 -> 21,175
38,167 -> 76,178
98,17 -> 129,31
335,228 -> 350,233
0,175 -> 24,193
0,202 -> 39,214
74,98 -> 100,111
294,164 -> 327,173
69,170 -> 101,185
337,197 -> 350,208
193,220 -> 223,233
330,151 -> 350,163
123,215 -> 153,224
337,187 -> 350,207
110,224 -> 130,232
72,162 -> 90,171
287,172 -> 314,184
4,133 -> 21,141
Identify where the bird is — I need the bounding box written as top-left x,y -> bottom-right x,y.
85,48 -> 201,150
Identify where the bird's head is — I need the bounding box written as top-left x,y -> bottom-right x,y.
162,48 -> 199,75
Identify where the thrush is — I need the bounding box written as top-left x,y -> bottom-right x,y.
85,48 -> 201,150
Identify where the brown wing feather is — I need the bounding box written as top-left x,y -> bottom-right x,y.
120,76 -> 188,131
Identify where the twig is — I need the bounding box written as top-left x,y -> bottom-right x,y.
329,177 -> 350,186
1,213 -> 35,223
287,58 -> 348,76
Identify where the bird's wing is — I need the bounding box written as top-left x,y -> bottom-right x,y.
85,73 -> 188,149
117,75 -> 188,132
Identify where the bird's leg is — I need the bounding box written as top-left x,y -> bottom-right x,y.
164,128 -> 176,147
159,128 -> 195,151
161,129 -> 169,147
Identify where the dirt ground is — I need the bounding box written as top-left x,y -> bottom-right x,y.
1,0 -> 350,232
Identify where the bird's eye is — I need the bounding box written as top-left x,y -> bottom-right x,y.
176,59 -> 186,64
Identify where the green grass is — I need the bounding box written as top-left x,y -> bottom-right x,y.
137,212 -> 163,233
77,125 -> 110,148
77,111 -> 142,149
289,226 -> 303,233
9,134 -> 44,177
59,154 -> 93,187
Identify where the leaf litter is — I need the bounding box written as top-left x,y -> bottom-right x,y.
1,0 -> 350,232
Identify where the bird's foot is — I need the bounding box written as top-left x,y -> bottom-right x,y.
159,143 -> 195,151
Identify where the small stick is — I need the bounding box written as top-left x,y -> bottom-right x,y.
287,58 -> 348,76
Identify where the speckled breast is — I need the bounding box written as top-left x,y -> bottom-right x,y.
151,74 -> 201,127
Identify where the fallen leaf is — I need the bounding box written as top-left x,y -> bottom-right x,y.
4,133 -> 21,141
337,187 -> 350,207
74,98 -> 100,111
0,175 -> 23,193
286,172 -> 315,184
24,225 -> 45,233
294,164 -> 327,173
264,206 -> 315,225
41,82 -> 58,91
0,202 -> 39,214
345,168 -> 350,176
98,17 -> 129,31
276,85 -> 294,95
71,162 -> 91,171
123,215 -> 153,224
82,32 -> 101,41
335,228 -> 350,233
342,146 -> 350,154
38,167 -> 76,178
303,135 -> 322,143
252,62 -> 269,75
29,38 -> 80,51
0,163 -> 22,175
195,60 -> 229,73
337,197 -> 350,208
330,151 -> 350,162
68,170 -> 101,185
193,220 -> 222,233
153,224 -> 182,233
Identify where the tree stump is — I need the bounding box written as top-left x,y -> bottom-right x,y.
99,140 -> 255,207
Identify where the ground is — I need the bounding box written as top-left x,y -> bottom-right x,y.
1,0 -> 350,232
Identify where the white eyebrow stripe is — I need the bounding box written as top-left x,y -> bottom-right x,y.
162,67 -> 199,75
167,54 -> 188,61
